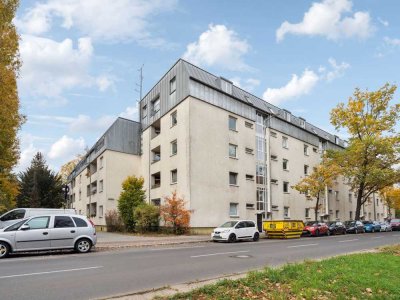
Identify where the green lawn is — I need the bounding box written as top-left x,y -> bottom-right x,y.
162,245 -> 400,300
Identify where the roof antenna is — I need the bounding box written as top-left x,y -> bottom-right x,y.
135,64 -> 144,122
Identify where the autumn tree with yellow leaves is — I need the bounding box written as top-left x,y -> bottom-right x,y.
380,186 -> 400,217
0,0 -> 24,213
329,84 -> 400,220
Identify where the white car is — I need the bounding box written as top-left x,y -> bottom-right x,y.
379,222 -> 392,232
211,220 -> 260,242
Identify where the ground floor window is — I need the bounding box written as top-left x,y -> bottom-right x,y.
284,206 -> 290,218
229,203 -> 238,217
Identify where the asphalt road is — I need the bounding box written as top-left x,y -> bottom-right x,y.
0,232 -> 399,300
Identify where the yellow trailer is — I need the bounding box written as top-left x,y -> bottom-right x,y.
263,220 -> 304,239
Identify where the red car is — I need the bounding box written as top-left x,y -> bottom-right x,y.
302,222 -> 330,237
390,219 -> 400,231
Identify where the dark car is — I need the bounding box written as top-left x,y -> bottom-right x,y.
363,221 -> 381,233
344,220 -> 364,234
390,219 -> 400,231
302,222 -> 330,237
328,221 -> 347,235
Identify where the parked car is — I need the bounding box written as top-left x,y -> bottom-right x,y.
327,221 -> 347,235
211,220 -> 259,242
363,221 -> 381,233
0,214 -> 96,259
379,222 -> 392,232
302,222 -> 329,237
0,208 -> 76,229
344,221 -> 364,234
390,219 -> 400,231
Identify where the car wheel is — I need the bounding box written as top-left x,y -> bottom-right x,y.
355,229 -> 358,234
228,233 -> 237,243
253,232 -> 260,242
372,228 -> 375,233
327,230 -> 331,236
0,242 -> 10,259
75,238 -> 92,253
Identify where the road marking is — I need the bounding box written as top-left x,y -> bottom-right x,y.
151,245 -> 205,251
371,236 -> 383,239
338,239 -> 359,243
392,234 -> 400,237
0,266 -> 103,279
287,243 -> 318,249
191,250 -> 249,258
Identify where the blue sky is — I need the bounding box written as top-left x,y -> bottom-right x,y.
14,0 -> 400,172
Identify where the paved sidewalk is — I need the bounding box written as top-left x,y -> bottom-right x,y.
95,231 -> 211,250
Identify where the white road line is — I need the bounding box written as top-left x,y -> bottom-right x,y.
191,250 -> 249,258
0,266 -> 103,279
371,236 -> 383,239
287,243 -> 318,249
151,245 -> 205,251
392,234 -> 400,237
338,239 -> 359,243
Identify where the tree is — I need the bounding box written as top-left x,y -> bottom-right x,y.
160,191 -> 191,234
58,154 -> 83,184
117,176 -> 146,231
17,152 -> 64,208
329,84 -> 400,220
134,203 -> 160,233
380,186 -> 400,217
0,0 -> 24,213
293,160 -> 339,221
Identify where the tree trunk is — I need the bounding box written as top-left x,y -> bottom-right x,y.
315,193 -> 320,222
355,183 -> 365,220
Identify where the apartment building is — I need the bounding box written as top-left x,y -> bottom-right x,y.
67,118 -> 141,228
68,59 -> 392,231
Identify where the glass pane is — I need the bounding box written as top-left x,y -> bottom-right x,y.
27,217 -> 49,229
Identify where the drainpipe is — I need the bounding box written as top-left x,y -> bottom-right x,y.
266,121 -> 272,218
373,193 -> 376,220
325,185 -> 329,218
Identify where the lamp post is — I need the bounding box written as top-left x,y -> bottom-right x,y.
62,185 -> 70,209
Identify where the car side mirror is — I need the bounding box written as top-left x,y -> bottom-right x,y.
20,224 -> 30,231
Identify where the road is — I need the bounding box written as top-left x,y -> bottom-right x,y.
0,232 -> 399,300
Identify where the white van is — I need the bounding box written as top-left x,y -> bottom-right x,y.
0,208 -> 76,229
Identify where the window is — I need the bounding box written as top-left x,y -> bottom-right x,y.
229,144 -> 237,158
283,182 -> 289,193
299,118 -> 306,128
282,136 -> 288,149
376,199 -> 379,206
271,179 -> 278,184
221,78 -> 233,94
170,111 -> 177,127
349,193 -> 352,202
304,165 -> 309,175
246,203 -> 254,209
335,191 -> 339,201
54,216 -> 75,228
152,146 -> 161,162
170,77 -> 176,103
284,207 -> 290,218
171,140 -> 177,156
257,187 -> 266,210
349,211 -> 353,220
151,172 -> 161,188
229,116 -> 237,131
99,205 -> 104,218
151,96 -> 160,115
151,199 -> 161,206
79,190 -> 81,201
229,172 -> 238,185
283,110 -> 291,122
271,155 -> 278,161
245,121 -> 253,129
246,174 -> 254,181
336,210 -> 339,219
171,169 -> 178,184
142,105 -> 147,119
270,131 -> 277,138
86,184 -> 91,196
99,156 -> 103,169
304,145 -> 309,156
73,217 -> 88,227
0,209 -> 25,222
256,164 -> 266,184
245,147 -> 253,155
313,147 -> 318,153
99,180 -> 103,192
283,159 -> 288,170
229,203 -> 238,216
305,208 -> 310,218
26,216 -> 50,229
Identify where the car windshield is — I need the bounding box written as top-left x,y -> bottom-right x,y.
3,219 -> 27,231
219,221 -> 238,228
305,222 -> 318,226
363,221 -> 372,225
328,222 -> 337,226
345,221 -> 355,226
391,219 -> 400,223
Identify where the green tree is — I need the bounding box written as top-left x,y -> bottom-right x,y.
134,203 -> 160,233
117,176 -> 146,231
329,84 -> 400,220
0,0 -> 24,213
294,160 -> 339,221
17,153 -> 64,208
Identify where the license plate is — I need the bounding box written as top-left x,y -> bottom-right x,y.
214,234 -> 220,237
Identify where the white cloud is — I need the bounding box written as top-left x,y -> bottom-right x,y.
276,0 -> 374,42
15,0 -> 177,44
384,37 -> 400,46
19,35 -> 113,100
16,143 -> 40,173
325,58 -> 350,81
378,18 -> 389,27
230,77 -> 260,92
183,24 -> 251,71
120,104 -> 139,120
48,135 -> 85,160
263,69 -> 319,105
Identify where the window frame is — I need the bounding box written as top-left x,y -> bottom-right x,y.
229,203 -> 239,217
283,181 -> 289,193
229,172 -> 238,186
229,116 -> 237,131
170,111 -> 177,127
170,169 -> 178,184
229,143 -> 238,158
171,139 -> 177,156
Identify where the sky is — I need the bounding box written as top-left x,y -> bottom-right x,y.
14,0 -> 400,172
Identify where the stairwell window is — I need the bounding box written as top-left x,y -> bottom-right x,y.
229,116 -> 237,131
282,136 -> 288,149
229,144 -> 237,158
171,169 -> 178,184
283,159 -> 288,171
284,207 -> 290,218
283,182 -> 289,193
151,96 -> 160,115
305,208 -> 310,218
229,172 -> 238,186
170,76 -> 176,102
304,144 -> 309,156
170,111 -> 177,127
171,140 -> 177,156
304,165 -> 309,176
229,203 -> 238,217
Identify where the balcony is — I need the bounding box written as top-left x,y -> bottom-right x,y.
151,172 -> 161,189
151,145 -> 161,164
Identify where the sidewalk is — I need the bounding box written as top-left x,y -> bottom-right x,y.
95,231 -> 211,250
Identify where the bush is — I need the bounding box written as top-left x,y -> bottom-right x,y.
160,191 -> 191,235
117,176 -> 146,231
105,209 -> 124,232
134,203 -> 160,233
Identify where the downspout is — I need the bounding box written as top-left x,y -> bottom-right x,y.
266,116 -> 272,218
325,185 -> 329,218
373,193 -> 376,220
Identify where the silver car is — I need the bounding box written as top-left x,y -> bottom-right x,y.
0,214 -> 97,259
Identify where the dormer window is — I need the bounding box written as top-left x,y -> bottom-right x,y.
220,77 -> 232,94
299,118 -> 306,128
283,110 -> 291,122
